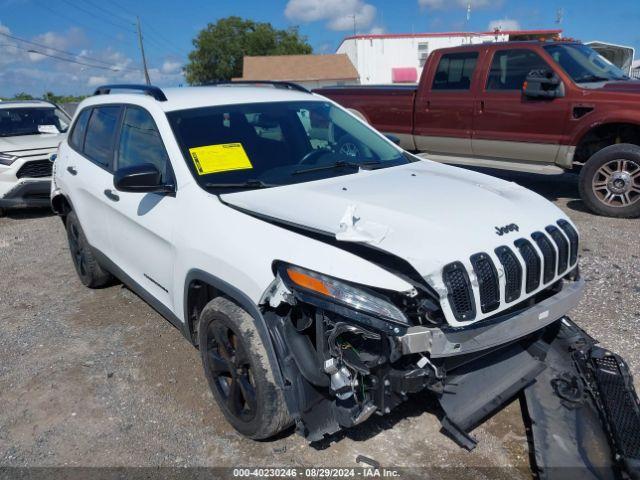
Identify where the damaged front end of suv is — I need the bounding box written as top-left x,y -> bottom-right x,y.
261,262 -> 447,439
259,247 -> 639,477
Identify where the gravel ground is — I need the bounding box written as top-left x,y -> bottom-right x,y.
0,169 -> 638,477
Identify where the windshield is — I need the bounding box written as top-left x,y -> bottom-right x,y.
0,106 -> 71,137
544,43 -> 630,84
167,101 -> 411,191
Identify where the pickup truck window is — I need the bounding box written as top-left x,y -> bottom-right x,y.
167,101 -> 410,191
543,43 -> 629,84
432,52 -> 478,91
486,49 -> 550,91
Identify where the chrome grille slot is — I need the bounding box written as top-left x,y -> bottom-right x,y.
546,226 -> 569,274
495,246 -> 522,303
442,261 -> 476,322
514,239 -> 541,293
557,220 -> 578,266
532,231 -> 556,284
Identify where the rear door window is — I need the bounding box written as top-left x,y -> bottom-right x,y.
69,108 -> 91,151
432,52 -> 479,90
486,49 -> 551,90
84,106 -> 121,169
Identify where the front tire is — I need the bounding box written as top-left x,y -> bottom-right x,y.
579,143 -> 640,218
65,210 -> 113,288
199,297 -> 291,439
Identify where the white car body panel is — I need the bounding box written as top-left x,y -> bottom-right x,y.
54,86 -> 578,330
222,160 -> 577,326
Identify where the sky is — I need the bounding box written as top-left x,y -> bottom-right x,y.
1,0 -> 639,97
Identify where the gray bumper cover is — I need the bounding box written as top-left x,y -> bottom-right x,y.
399,279 -> 585,358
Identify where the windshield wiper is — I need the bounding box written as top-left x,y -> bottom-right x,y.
204,179 -> 277,190
293,160 -> 380,176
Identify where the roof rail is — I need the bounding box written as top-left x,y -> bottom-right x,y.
93,84 -> 167,102
209,80 -> 311,94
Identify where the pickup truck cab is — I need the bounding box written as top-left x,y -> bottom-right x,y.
317,41 -> 640,218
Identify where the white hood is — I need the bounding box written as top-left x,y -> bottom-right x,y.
222,160 -> 575,325
0,133 -> 65,153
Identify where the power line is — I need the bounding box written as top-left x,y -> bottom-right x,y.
58,0 -> 136,33
33,0 -> 136,47
21,46 -> 139,72
105,0 -> 189,58
82,0 -> 136,26
0,31 -> 137,71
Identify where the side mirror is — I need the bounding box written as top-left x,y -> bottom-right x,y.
114,163 -> 173,194
385,134 -> 401,146
523,69 -> 565,99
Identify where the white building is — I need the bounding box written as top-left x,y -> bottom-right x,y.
337,29 -> 562,85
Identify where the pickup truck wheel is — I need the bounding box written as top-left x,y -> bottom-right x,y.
579,143 -> 640,218
65,211 -> 113,288
199,297 -> 292,439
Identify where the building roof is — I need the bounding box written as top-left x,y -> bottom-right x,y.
341,29 -> 562,42
239,54 -> 359,82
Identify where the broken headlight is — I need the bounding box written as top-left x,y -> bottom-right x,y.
278,264 -> 409,326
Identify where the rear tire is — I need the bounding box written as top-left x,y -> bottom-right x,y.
199,297 -> 291,439
65,210 -> 113,288
579,143 -> 640,218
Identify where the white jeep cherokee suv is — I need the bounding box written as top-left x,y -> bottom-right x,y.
0,100 -> 70,215
51,83 -> 585,443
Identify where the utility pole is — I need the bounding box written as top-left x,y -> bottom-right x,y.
136,16 -> 151,85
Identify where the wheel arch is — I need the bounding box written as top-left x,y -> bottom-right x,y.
573,121 -> 640,164
50,191 -> 74,217
183,268 -> 286,388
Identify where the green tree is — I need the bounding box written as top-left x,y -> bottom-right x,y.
184,16 -> 312,85
12,92 -> 34,100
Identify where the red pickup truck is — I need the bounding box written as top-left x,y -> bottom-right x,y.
316,41 -> 640,218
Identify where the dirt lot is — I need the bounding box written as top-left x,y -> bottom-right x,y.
0,169 -> 638,477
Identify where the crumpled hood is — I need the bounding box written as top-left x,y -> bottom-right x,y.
222,161 -> 569,281
0,133 -> 65,153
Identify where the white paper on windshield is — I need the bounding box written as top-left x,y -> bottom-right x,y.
38,124 -> 60,134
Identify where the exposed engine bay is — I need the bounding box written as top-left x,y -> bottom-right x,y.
261,268 -> 640,479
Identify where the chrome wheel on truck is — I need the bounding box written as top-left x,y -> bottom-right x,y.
579,143 -> 640,218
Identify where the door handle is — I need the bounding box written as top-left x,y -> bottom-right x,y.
478,100 -> 485,113
67,166 -> 78,175
425,100 -> 431,112
103,189 -> 120,202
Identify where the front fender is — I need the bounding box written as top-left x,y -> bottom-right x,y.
183,268 -> 286,389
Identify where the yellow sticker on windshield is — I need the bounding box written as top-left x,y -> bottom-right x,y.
189,143 -> 253,175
